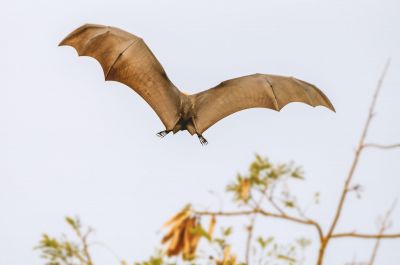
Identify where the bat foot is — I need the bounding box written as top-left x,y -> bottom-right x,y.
197,134 -> 208,146
156,130 -> 170,138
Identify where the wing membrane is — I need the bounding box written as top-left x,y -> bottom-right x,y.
60,24 -> 181,129
193,74 -> 334,134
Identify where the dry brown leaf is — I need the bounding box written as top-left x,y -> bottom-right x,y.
163,208 -> 190,228
161,228 -> 175,244
166,219 -> 187,256
188,217 -> 202,259
182,218 -> 193,259
162,214 -> 188,244
188,230 -> 201,257
166,227 -> 181,255
162,209 -> 203,260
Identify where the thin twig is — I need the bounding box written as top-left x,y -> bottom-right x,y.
363,143 -> 400,150
368,199 -> 397,265
73,225 -> 94,265
331,233 -> 400,239
267,196 -> 285,215
244,187 -> 270,264
245,214 -> 257,264
90,241 -> 122,263
266,180 -> 286,215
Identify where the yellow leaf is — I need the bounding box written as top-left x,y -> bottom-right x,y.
239,179 -> 251,201
163,208 -> 190,228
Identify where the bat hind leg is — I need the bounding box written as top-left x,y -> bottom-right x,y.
156,130 -> 171,138
197,134 -> 208,146
191,117 -> 208,146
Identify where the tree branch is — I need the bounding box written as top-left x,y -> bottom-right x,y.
331,233 -> 400,239
367,199 -> 397,265
244,186 -> 271,264
363,143 -> 400,150
245,214 -> 256,264
72,224 -> 94,265
267,196 -> 285,215
193,208 -> 324,243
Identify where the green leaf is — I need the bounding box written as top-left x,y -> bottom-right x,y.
291,168 -> 305,180
257,236 -> 274,249
284,201 -> 295,208
65,216 -> 75,226
222,227 -> 233,237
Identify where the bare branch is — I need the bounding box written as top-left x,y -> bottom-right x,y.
72,224 -> 94,265
245,186 -> 269,264
367,199 -> 397,265
193,208 -> 324,243
245,215 -> 256,264
194,209 -> 307,225
267,196 -> 286,215
363,143 -> 400,150
331,233 -> 400,239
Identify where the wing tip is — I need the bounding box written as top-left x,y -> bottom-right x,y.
313,102 -> 336,112
58,38 -> 68,47
314,88 -> 336,113
325,101 -> 336,112
293,77 -> 336,113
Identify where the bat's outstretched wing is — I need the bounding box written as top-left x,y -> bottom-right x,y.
193,74 -> 335,134
59,24 -> 181,130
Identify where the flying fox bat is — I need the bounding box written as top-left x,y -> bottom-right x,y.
60,24 -> 335,145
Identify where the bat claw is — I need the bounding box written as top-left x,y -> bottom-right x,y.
197,134 -> 208,146
157,130 -> 170,138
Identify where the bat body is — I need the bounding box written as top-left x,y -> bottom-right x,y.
60,24 -> 335,145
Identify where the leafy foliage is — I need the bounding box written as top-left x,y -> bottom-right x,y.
37,153 -> 398,265
36,217 -> 93,265
226,154 -> 305,211
37,156 -> 312,265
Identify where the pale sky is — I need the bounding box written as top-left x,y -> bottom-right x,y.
1,0 -> 400,264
